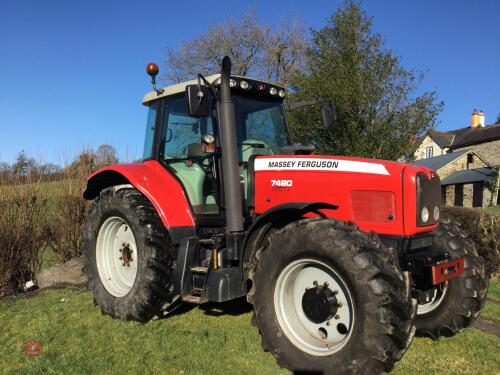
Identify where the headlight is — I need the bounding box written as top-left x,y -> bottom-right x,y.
421,206 -> 429,223
433,206 -> 440,221
240,80 -> 249,89
269,87 -> 277,95
278,89 -> 285,97
229,79 -> 237,87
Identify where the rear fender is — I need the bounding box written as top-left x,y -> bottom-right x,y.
83,160 -> 196,239
241,202 -> 338,277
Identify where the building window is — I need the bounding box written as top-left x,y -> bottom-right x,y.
425,147 -> 433,159
454,184 -> 464,207
441,186 -> 447,205
472,182 -> 483,208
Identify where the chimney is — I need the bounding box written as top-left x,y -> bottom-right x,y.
471,109 -> 485,128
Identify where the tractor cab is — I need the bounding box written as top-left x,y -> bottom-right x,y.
142,73 -> 292,217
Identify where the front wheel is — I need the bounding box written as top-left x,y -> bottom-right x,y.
82,186 -> 177,322
415,222 -> 488,339
248,219 -> 416,375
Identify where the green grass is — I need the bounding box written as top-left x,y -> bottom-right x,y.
486,205 -> 500,214
481,279 -> 500,324
1,288 -> 499,375
481,302 -> 500,324
489,279 -> 500,302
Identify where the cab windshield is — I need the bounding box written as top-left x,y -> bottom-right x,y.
156,94 -> 290,160
233,96 -> 290,154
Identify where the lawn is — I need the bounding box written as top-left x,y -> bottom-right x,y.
1,286 -> 499,375
486,205 -> 500,214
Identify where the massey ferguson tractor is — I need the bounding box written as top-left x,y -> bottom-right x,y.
82,56 -> 488,374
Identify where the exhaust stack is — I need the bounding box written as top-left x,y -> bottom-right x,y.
217,56 -> 244,234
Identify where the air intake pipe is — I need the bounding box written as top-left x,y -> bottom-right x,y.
217,56 -> 244,236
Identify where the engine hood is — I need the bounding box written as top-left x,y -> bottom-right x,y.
252,155 -> 438,236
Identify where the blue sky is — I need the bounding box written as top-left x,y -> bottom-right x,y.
0,0 -> 499,164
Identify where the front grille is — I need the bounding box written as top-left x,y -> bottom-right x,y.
416,172 -> 441,226
351,190 -> 396,223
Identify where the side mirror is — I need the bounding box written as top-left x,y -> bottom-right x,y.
321,104 -> 336,131
186,85 -> 209,117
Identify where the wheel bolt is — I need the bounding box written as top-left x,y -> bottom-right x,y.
305,287 -> 309,291
313,281 -> 318,286
122,263 -> 126,266
119,257 -> 122,260
326,321 -> 330,326
324,281 -> 329,287
338,302 -> 343,308
335,315 -> 340,320
127,264 -> 130,267
333,290 -> 339,295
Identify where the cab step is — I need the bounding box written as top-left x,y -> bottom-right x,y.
191,266 -> 209,274
182,295 -> 202,304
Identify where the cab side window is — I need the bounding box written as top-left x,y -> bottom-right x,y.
161,96 -> 214,159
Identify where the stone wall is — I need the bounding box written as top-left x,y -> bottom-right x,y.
436,152 -> 487,180
452,139 -> 500,166
463,184 -> 473,208
442,182 -> 494,209
413,135 -> 446,160
444,185 -> 455,206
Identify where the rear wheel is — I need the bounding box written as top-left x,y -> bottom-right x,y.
248,219 -> 416,374
82,186 -> 177,322
415,222 -> 488,339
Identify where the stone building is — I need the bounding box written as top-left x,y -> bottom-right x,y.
412,110 -> 500,208
413,110 -> 500,166
412,150 -> 498,208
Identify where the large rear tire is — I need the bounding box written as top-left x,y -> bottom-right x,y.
248,219 -> 416,374
415,222 -> 488,339
82,186 -> 177,322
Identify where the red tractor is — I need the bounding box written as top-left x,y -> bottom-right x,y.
82,57 -> 487,374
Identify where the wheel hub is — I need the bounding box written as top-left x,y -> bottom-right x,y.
302,285 -> 339,324
119,242 -> 133,267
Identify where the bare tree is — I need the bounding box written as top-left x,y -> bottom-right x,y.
96,144 -> 118,167
163,10 -> 308,86
264,18 -> 308,84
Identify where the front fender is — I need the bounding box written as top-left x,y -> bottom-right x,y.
83,160 -> 195,228
241,202 -> 338,277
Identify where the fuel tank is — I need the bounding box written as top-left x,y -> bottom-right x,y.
251,155 -> 439,236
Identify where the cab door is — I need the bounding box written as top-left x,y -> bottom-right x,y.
157,95 -> 220,216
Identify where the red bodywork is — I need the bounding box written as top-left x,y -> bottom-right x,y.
85,160 -> 195,228
86,156 -> 438,237
253,155 -> 438,236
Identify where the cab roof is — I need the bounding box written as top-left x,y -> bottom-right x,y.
142,74 -> 285,105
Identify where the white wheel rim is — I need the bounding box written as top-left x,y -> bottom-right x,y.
417,283 -> 448,315
96,216 -> 138,297
274,258 -> 354,356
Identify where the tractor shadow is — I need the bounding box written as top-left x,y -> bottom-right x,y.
156,296 -> 253,320
199,296 -> 253,316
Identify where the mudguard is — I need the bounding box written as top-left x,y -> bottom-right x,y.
83,160 -> 195,229
241,202 -> 338,275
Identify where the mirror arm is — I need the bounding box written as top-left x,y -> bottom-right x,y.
285,99 -> 331,111
197,73 -> 218,99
